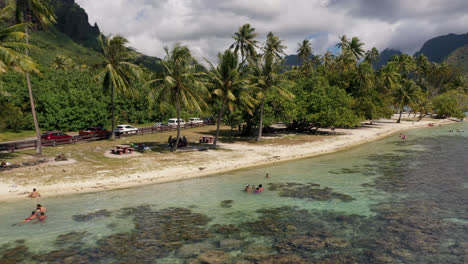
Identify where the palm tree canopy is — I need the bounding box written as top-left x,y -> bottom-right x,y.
13,0 -> 56,26
146,43 -> 209,113
349,37 -> 365,61
297,39 -> 312,64
263,32 -> 287,63
205,49 -> 256,114
364,47 -> 379,63
230,24 -> 259,62
0,4 -> 38,74
96,34 -> 142,96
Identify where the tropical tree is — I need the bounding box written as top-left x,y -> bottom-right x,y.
348,37 -> 365,61
146,43 -> 208,151
297,39 -> 312,65
262,32 -> 286,63
252,33 -> 293,141
364,47 -> 379,63
379,63 -> 400,92
230,24 -> 259,64
204,49 -> 255,148
51,55 -> 75,70
11,0 -> 56,155
96,34 -> 142,139
392,79 -> 420,123
0,5 -> 37,74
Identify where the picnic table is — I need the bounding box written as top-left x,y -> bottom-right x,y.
199,136 -> 214,144
111,145 -> 135,155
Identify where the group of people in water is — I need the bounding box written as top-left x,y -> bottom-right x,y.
449,129 -> 465,134
14,203 -> 47,226
244,184 -> 264,193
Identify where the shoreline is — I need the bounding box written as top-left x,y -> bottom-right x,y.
0,118 -> 457,203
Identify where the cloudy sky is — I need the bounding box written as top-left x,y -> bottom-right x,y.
76,0 -> 468,61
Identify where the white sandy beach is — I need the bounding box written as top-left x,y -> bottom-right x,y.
0,118 -> 456,203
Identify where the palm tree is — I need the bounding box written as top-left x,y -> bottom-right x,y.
146,43 -> 208,151
252,51 -> 293,141
12,0 -> 56,155
336,35 -> 349,52
96,34 -> 142,139
379,63 -> 400,92
297,39 -> 312,65
349,37 -> 365,61
51,55 -> 75,70
262,32 -> 286,63
230,24 -> 259,64
204,50 -> 256,148
352,62 -> 374,95
392,54 -> 416,78
392,79 -> 420,123
0,5 -> 37,74
364,47 -> 379,63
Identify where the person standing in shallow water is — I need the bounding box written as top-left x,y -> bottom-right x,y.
265,173 -> 270,178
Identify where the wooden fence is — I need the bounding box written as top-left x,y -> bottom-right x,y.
0,122 -> 213,153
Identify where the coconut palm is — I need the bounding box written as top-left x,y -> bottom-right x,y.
392,79 -> 420,123
96,34 -> 142,139
51,54 -> 75,70
230,24 -> 259,64
251,52 -> 293,141
352,62 -> 374,95
12,0 -> 56,155
262,32 -> 286,63
297,39 -> 312,65
392,54 -> 416,78
349,37 -> 365,61
146,43 -> 208,151
364,47 -> 379,63
204,49 -> 256,148
0,5 -> 37,74
379,63 -> 400,92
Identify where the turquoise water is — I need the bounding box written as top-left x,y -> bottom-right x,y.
0,122 -> 467,263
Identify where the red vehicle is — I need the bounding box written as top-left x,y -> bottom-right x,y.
41,131 -> 73,145
79,126 -> 110,138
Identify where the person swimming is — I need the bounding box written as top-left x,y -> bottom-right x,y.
244,185 -> 251,192
12,211 -> 37,226
258,184 -> 264,192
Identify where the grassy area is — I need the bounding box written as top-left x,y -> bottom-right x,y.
0,125 -> 331,185
0,130 -> 37,142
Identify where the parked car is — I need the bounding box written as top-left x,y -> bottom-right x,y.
188,117 -> 203,124
168,118 -> 186,127
79,126 -> 110,137
114,125 -> 139,134
152,122 -> 167,127
41,132 -> 73,145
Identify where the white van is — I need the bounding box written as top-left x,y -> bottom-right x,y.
168,118 -> 186,127
188,117 -> 203,124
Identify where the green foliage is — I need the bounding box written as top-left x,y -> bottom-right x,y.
432,90 -> 468,119
292,75 -> 361,128
1,69 -> 109,131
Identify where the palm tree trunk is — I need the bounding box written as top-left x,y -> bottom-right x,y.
110,86 -> 116,139
173,90 -> 181,152
397,107 -> 403,123
25,25 -> 42,155
256,98 -> 265,141
214,97 -> 227,148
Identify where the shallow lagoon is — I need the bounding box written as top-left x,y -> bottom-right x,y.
1,122 -> 467,263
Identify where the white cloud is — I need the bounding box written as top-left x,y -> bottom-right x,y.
76,0 -> 468,62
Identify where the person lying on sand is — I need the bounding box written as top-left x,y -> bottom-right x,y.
28,188 -> 41,198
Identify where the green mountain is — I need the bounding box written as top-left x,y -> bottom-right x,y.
414,33 -> 468,63
373,48 -> 402,69
445,43 -> 468,77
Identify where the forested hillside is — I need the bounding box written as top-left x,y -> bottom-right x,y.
414,33 -> 468,63
445,44 -> 468,77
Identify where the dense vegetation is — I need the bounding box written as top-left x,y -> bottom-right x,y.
0,1 -> 467,152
